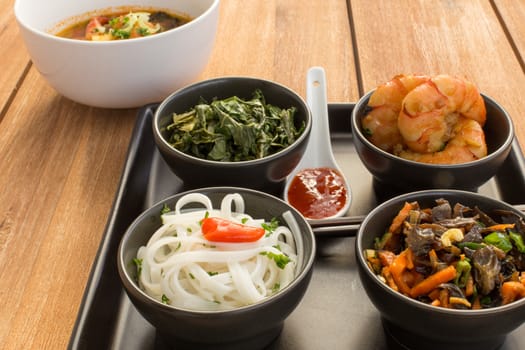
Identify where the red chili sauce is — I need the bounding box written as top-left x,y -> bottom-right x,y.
287,167 -> 347,219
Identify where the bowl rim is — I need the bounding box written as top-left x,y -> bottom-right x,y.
152,76 -> 312,167
13,0 -> 220,46
356,189 -> 525,315
351,90 -> 515,169
117,186 -> 317,315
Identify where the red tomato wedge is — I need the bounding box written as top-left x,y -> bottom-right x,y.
201,217 -> 265,243
85,16 -> 109,40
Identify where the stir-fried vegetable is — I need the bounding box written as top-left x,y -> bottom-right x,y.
165,90 -> 304,162
365,199 -> 525,309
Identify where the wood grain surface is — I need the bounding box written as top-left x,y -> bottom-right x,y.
1,0 -> 524,349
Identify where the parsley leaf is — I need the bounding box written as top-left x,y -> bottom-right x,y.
263,217 -> 280,237
132,258 -> 143,277
260,251 -> 291,269
161,294 -> 170,304
160,203 -> 171,215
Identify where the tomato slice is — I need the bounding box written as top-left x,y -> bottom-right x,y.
85,16 -> 109,40
201,217 -> 265,243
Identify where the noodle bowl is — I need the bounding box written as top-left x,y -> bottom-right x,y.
118,187 -> 315,349
135,192 -> 298,311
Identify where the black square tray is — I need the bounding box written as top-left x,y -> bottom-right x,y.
68,103 -> 525,349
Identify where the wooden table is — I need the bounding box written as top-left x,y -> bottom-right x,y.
2,1 -> 525,349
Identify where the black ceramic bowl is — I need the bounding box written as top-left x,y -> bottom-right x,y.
356,189 -> 525,350
153,77 -> 312,196
117,187 -> 316,350
351,91 -> 514,192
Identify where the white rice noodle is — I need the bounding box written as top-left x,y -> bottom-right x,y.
135,193 -> 299,311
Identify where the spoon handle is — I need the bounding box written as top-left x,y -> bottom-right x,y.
305,66 -> 337,165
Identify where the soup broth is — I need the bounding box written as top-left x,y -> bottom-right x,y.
55,7 -> 192,41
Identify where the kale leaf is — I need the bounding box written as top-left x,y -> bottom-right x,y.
165,90 -> 304,161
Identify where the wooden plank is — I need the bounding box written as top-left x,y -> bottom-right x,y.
199,0 -> 359,102
0,0 -> 31,116
0,1 -> 358,349
349,0 -> 525,151
0,69 -> 138,349
493,0 -> 525,69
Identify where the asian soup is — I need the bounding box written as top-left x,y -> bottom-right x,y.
54,7 -> 192,41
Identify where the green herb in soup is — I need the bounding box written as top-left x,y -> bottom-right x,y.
165,90 -> 304,162
56,9 -> 191,41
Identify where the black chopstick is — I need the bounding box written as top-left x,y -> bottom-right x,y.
309,215 -> 365,237
309,204 -> 525,237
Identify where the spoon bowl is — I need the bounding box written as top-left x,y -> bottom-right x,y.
283,67 -> 351,220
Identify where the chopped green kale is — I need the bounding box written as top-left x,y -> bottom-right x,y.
165,90 -> 304,161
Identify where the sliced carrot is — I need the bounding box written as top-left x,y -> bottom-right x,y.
410,265 -> 457,298
402,269 -> 423,287
381,266 -> 399,292
439,288 -> 450,308
486,223 -> 515,231
464,274 -> 475,297
378,250 -> 396,266
405,247 -> 415,270
388,202 -> 416,234
428,288 -> 440,301
500,281 -> 525,305
389,249 -> 412,295
428,249 -> 439,270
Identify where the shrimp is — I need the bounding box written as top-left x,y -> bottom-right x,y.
362,74 -> 429,152
362,74 -> 487,164
398,117 -> 487,164
398,75 -> 486,154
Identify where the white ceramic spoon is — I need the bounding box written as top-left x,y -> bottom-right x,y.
283,66 -> 351,220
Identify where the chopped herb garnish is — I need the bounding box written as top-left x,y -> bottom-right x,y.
137,27 -> 150,36
161,294 -> 170,304
200,212 -> 210,225
189,273 -> 195,279
262,217 -> 280,237
208,271 -> 219,276
113,29 -> 130,39
272,283 -> 281,293
160,203 -> 171,215
260,251 -> 291,269
133,258 -> 143,277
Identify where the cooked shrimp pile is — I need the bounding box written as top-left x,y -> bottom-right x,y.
362,74 -> 487,164
365,199 -> 525,309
